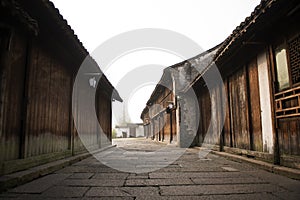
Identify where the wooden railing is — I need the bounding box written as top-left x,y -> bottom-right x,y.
275,85 -> 300,119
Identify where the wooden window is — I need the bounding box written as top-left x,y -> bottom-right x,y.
288,35 -> 300,85
274,35 -> 300,92
274,44 -> 290,91
274,36 -> 300,119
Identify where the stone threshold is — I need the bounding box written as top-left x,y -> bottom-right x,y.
0,145 -> 116,192
211,151 -> 300,180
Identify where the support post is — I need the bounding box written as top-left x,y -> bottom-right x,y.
170,111 -> 173,143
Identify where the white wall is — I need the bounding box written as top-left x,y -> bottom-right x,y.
116,126 -> 144,138
136,126 -> 145,137
116,128 -> 129,138
257,51 -> 274,153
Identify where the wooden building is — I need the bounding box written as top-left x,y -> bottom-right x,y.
0,0 -> 122,175
141,0 -> 300,168
140,46 -> 219,146
140,68 -> 177,144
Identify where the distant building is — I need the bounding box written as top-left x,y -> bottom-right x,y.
115,123 -> 144,138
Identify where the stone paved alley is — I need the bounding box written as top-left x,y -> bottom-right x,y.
1,138 -> 300,199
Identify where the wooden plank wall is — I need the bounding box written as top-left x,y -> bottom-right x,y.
0,30 -> 27,161
73,73 -> 100,151
163,113 -> 171,142
0,30 -> 113,164
228,67 -> 250,149
196,58 -> 263,151
197,85 -> 211,145
164,90 -> 175,143
227,61 -> 263,151
171,109 -> 177,142
159,114 -> 164,141
24,38 -> 71,158
223,80 -> 232,147
149,87 -> 175,143
226,60 -> 263,150
278,117 -> 300,156
247,59 -> 263,151
97,90 -> 112,147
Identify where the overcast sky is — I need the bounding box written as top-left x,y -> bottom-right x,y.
51,0 -> 261,124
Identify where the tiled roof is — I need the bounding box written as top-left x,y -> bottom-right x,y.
17,0 -> 122,102
45,0 -> 122,101
146,44 -> 221,105
41,0 -> 89,59
214,0 -> 276,61
1,0 -> 39,35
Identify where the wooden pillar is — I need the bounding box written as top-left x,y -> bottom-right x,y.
20,38 -> 32,159
219,85 -> 225,152
162,114 -> 165,142
158,116 -> 161,141
152,120 -> 155,140
169,110 -> 173,143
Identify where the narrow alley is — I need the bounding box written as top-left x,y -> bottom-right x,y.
1,138 -> 300,199
1,0 -> 300,199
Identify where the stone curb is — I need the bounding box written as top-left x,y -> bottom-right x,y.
212,151 -> 300,180
0,145 -> 116,192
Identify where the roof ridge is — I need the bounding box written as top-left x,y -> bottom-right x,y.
214,0 -> 276,61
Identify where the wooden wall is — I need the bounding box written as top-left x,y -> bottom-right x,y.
97,89 -> 112,146
0,29 -> 27,161
278,117 -> 300,156
222,63 -> 262,150
0,26 -> 113,174
197,85 -> 211,145
228,67 -> 250,149
223,80 -> 232,147
147,86 -> 176,143
247,59 -> 263,151
23,38 -> 72,158
196,57 -> 263,151
226,61 -> 263,151
196,82 -> 223,146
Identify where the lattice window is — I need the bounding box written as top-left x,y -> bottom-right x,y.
275,86 -> 300,119
288,35 -> 300,85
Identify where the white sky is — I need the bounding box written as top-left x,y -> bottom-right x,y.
51,0 -> 261,124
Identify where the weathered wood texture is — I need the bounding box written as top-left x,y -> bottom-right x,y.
0,10 -> 115,175
197,85 -> 211,145
164,90 -> 176,143
278,117 -> 300,156
0,30 -> 26,161
73,83 -> 98,152
247,58 -> 263,151
97,90 -> 112,147
147,86 -> 176,143
229,67 -> 250,149
171,109 -> 177,142
196,58 -> 263,151
23,39 -> 71,158
227,62 -> 262,151
196,82 -> 224,146
223,79 -> 232,147
272,34 -> 300,157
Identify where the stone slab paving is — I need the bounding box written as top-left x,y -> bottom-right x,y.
1,138 -> 300,199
